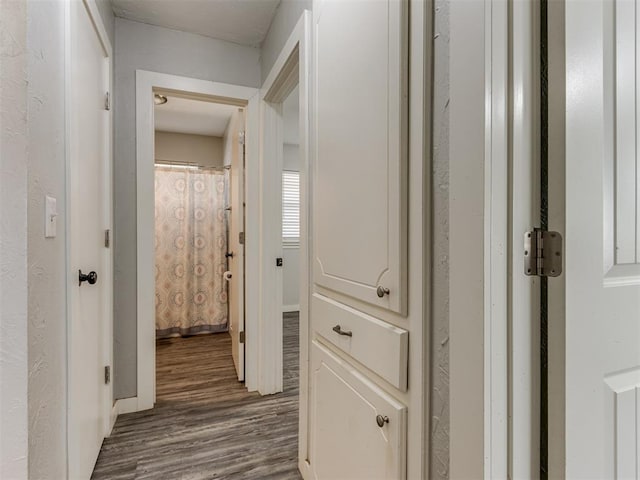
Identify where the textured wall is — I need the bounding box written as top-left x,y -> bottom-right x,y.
114,18 -> 261,399
26,2 -> 68,478
0,1 -> 29,477
430,0 -> 450,478
260,0 -> 312,82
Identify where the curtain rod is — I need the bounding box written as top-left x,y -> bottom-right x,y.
154,161 -> 226,172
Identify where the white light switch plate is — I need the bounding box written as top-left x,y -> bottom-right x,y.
45,195 -> 57,238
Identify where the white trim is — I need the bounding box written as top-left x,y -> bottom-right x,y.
114,397 -> 140,415
135,71 -> 259,409
259,11 -> 312,476
283,304 -> 300,313
450,0 -> 512,477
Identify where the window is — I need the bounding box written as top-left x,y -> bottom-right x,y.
282,171 -> 300,246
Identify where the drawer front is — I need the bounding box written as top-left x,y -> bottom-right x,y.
310,341 -> 407,480
312,294 -> 408,391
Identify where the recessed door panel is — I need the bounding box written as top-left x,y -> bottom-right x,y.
310,341 -> 407,480
313,0 -> 408,314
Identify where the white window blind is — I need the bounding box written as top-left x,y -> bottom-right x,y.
282,171 -> 300,246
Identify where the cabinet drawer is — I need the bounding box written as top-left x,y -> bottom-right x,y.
310,341 -> 407,480
312,294 -> 408,391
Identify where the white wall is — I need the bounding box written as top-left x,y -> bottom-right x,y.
26,2 -> 69,477
0,1 -> 29,478
114,18 -> 261,399
260,0 -> 312,82
155,131 -> 224,168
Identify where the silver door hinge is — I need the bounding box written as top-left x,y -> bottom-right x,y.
239,131 -> 246,145
524,229 -> 563,277
105,92 -> 110,111
104,365 -> 111,385
239,331 -> 245,344
239,232 -> 245,245
105,229 -> 110,248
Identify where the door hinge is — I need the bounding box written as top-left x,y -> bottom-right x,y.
524,229 -> 563,277
104,365 -> 111,385
239,131 -> 246,145
105,92 -> 111,111
104,229 -> 110,248
239,232 -> 245,245
239,331 -> 245,344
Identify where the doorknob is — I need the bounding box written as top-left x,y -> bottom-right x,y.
376,415 -> 389,428
79,270 -> 97,286
226,252 -> 234,258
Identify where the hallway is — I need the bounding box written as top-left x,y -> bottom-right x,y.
91,313 -> 301,480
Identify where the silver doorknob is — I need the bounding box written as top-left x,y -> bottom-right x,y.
376,415 -> 389,428
376,286 -> 390,298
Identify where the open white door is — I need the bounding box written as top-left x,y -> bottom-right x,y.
550,1 -> 640,476
227,109 -> 245,381
67,1 -> 111,478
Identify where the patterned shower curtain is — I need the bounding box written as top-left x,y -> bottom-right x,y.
154,166 -> 228,338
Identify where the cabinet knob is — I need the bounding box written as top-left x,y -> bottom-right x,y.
376,286 -> 390,298
376,415 -> 389,428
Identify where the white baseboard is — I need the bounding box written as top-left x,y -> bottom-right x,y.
115,396 -> 140,415
283,304 -> 300,313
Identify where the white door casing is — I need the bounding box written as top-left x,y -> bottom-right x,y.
67,0 -> 112,477
550,0 -> 640,477
312,0 -> 408,315
228,109 -> 245,381
135,72 -> 259,407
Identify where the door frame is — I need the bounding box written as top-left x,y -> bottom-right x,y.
449,0 -> 539,477
64,0 -> 114,472
134,71 -> 259,410
259,9 -> 311,472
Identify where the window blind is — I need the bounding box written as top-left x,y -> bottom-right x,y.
282,171 -> 300,246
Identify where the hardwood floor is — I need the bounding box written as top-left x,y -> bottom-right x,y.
92,313 -> 301,480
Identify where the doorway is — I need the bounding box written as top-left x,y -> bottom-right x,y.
151,93 -> 244,396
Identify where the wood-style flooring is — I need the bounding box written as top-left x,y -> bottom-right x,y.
91,313 -> 301,480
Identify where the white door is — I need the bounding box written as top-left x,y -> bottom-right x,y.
554,1 -> 640,476
228,109 -> 245,381
68,1 -> 111,478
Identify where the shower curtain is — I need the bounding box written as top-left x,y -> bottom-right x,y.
154,166 -> 228,338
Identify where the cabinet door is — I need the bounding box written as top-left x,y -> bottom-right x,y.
313,0 -> 408,314
310,341 -> 407,479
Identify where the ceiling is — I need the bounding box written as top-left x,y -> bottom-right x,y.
110,0 -> 281,47
154,95 -> 239,137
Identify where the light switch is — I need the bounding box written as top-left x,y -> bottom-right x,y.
45,195 -> 57,238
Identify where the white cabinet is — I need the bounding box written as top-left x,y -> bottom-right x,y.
310,341 -> 407,480
312,0 -> 408,314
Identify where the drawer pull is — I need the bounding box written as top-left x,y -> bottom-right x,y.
376,286 -> 390,298
376,415 -> 389,428
332,325 -> 353,337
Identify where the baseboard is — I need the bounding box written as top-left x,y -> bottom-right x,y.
283,304 -> 300,313
115,396 -> 140,415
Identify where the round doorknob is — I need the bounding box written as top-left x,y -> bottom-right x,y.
376,286 -> 390,298
376,414 -> 389,428
79,270 -> 97,286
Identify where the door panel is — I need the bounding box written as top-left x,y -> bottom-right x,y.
313,0 -> 408,314
68,1 -> 109,478
558,0 -> 640,476
228,110 -> 245,381
310,341 -> 407,480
